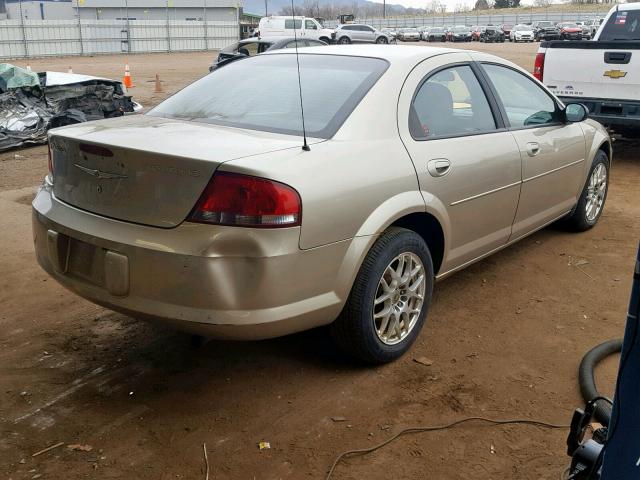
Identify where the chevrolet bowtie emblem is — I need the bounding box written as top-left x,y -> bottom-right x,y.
74,164 -> 128,179
603,69 -> 627,79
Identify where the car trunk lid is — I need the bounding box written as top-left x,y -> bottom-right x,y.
49,115 -> 308,228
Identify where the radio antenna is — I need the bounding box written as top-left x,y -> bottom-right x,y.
290,0 -> 310,151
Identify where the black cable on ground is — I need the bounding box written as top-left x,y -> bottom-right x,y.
578,338 -> 622,426
325,416 -> 569,480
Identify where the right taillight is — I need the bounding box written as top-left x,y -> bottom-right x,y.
47,142 -> 54,179
533,52 -> 545,81
189,171 -> 301,228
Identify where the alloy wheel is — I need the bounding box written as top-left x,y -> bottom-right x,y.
586,163 -> 607,222
373,252 -> 426,345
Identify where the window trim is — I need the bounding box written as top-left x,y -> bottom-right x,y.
409,62 -> 506,142
477,61 -> 566,132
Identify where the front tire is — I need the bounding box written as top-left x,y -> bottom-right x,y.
560,150 -> 609,232
376,36 -> 388,44
338,36 -> 351,44
330,227 -> 434,364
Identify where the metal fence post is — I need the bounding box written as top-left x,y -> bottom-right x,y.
166,0 -> 171,52
203,0 -> 208,51
77,4 -> 84,56
18,0 -> 28,58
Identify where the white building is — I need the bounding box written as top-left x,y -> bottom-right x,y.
2,0 -> 240,22
77,0 -> 239,22
3,0 -> 75,20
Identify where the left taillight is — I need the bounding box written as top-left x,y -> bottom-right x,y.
533,52 -> 545,81
189,172 -> 302,228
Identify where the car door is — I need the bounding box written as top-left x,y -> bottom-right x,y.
361,25 -> 377,42
349,25 -> 364,42
304,19 -> 318,39
397,53 -> 523,274
476,60 -> 586,240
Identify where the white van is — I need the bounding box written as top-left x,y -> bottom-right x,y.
257,16 -> 335,44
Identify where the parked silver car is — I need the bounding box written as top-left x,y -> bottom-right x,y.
397,27 -> 421,41
35,46 -> 611,364
335,24 -> 391,44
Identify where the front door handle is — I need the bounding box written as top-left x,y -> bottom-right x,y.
526,142 -> 541,157
427,158 -> 451,177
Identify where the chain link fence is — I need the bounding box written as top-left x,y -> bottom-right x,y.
0,19 -> 239,59
325,10 -> 607,29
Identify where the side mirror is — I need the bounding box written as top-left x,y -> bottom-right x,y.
564,103 -> 589,123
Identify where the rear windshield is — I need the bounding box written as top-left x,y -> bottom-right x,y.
149,54 -> 388,139
599,10 -> 640,41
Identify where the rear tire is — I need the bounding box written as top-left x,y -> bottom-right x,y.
560,150 -> 609,232
330,227 -> 434,364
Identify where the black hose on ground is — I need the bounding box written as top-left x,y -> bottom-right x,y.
578,338 -> 623,426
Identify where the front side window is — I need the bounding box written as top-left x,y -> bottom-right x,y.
482,64 -> 559,128
410,65 -> 496,140
305,19 -> 317,30
284,19 -> 302,29
149,54 -> 389,139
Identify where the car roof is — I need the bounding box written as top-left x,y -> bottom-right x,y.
613,2 -> 640,10
267,44 -> 467,65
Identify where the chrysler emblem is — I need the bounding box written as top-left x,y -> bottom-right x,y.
603,69 -> 627,79
74,164 -> 128,180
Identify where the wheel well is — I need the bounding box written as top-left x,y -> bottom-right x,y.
319,36 -> 330,43
598,141 -> 611,164
391,213 -> 445,275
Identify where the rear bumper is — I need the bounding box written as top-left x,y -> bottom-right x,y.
32,182 -> 367,339
559,96 -> 640,128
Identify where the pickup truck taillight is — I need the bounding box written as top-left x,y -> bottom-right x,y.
533,52 -> 545,81
47,143 -> 54,179
189,172 -> 302,228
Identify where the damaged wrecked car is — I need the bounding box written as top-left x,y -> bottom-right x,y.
0,64 -> 140,152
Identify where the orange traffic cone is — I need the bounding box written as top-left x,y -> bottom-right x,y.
154,73 -> 163,93
123,64 -> 133,88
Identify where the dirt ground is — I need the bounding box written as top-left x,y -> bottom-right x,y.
1,42 -> 639,480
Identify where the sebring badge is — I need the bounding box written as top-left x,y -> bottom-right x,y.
74,164 -> 128,180
603,70 -> 627,79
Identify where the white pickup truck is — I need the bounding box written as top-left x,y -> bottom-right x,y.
534,3 -> 639,134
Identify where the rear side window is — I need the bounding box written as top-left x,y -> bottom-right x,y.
410,65 -> 496,139
149,54 -> 388,139
598,10 -> 640,41
482,64 -> 559,128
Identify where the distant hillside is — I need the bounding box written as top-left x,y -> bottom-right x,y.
243,0 -> 413,18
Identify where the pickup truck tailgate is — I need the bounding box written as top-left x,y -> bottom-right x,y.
543,42 -> 640,101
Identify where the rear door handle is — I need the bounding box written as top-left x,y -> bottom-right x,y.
526,142 -> 540,157
427,158 -> 451,177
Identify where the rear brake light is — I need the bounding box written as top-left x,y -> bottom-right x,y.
189,172 -> 301,228
533,52 -> 545,81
